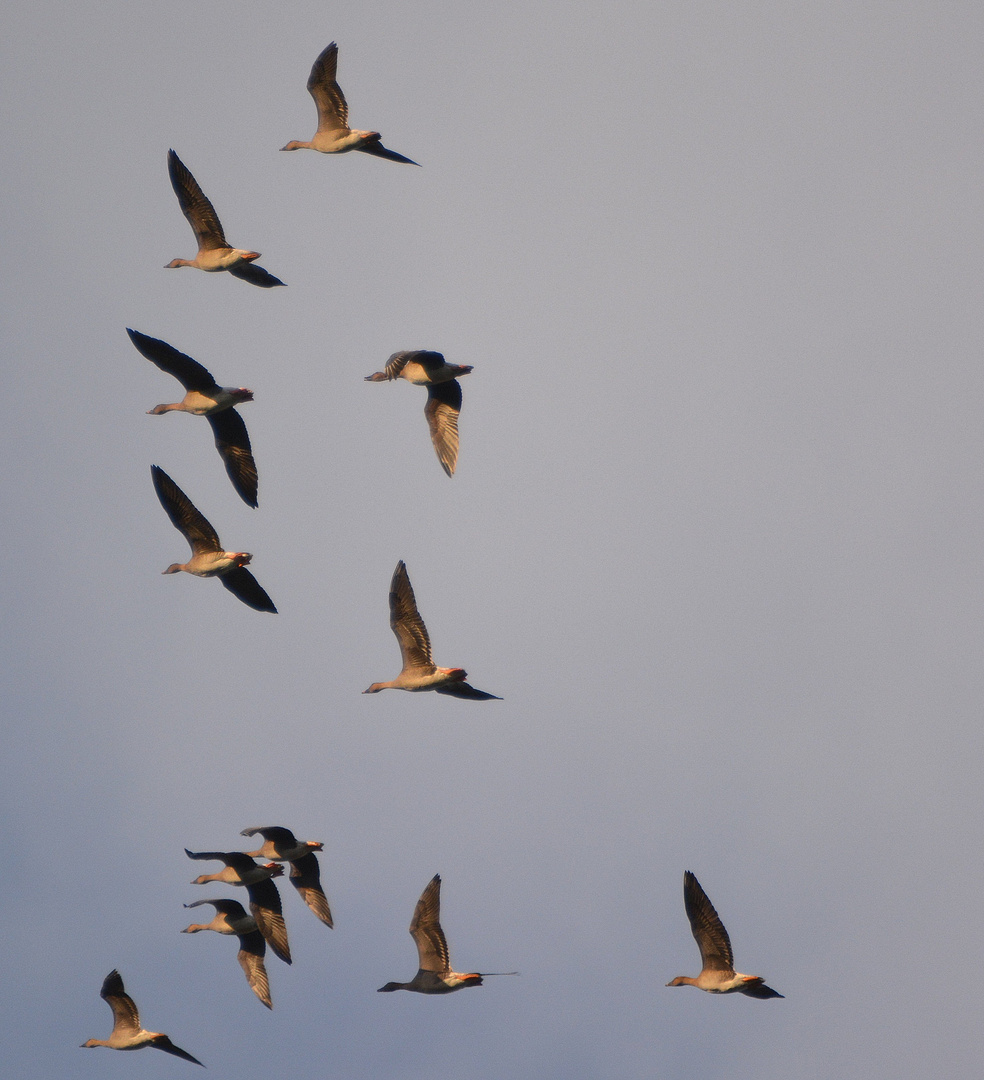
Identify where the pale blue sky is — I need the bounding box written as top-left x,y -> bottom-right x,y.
2,2 -> 984,1077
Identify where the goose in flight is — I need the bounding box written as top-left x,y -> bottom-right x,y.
151,466 -> 277,612
378,874 -> 517,994
281,42 -> 418,164
363,561 -> 500,698
665,872 -> 783,998
182,898 -> 272,1009
81,969 -> 203,1065
241,826 -> 333,928
166,150 -> 285,286
365,351 -> 473,476
129,330 -> 258,507
186,849 -> 291,965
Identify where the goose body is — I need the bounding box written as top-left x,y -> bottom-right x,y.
281,42 -> 418,164
364,561 -> 500,699
241,825 -> 322,863
241,826 -> 333,927
81,969 -> 203,1065
166,150 -> 285,286
130,330 -> 258,506
185,850 -> 291,965
365,351 -> 473,476
378,874 -> 516,994
665,872 -> 783,999
151,466 -> 276,612
183,898 -> 272,1009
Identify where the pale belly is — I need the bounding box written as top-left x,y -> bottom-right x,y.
181,390 -> 222,415
198,248 -> 255,271
312,129 -> 375,154
190,552 -> 249,577
400,360 -> 454,385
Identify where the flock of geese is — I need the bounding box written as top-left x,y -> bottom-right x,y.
82,38 -> 781,1069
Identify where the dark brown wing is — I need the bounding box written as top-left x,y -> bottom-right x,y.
126,329 -> 218,393
236,931 -> 272,1008
240,826 -> 297,848
183,897 -> 249,919
683,871 -> 734,973
227,262 -> 286,288
355,138 -> 419,165
424,380 -> 462,477
381,351 -> 412,379
151,466 -> 220,555
290,852 -> 333,928
206,409 -> 258,508
307,42 -> 349,132
739,978 -> 784,999
246,878 -> 291,965
377,350 -> 446,377
184,849 -> 258,874
434,682 -> 501,701
150,1035 -> 204,1066
389,561 -> 434,673
409,874 -> 450,973
167,150 -> 228,251
220,567 -> 277,613
99,970 -> 140,1036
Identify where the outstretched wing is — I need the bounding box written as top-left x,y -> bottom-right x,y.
307,42 -> 349,132
683,871 -> 734,973
227,261 -> 286,288
167,150 -> 228,251
424,380 -> 462,477
127,329 -> 218,393
100,970 -> 140,1035
207,409 -> 258,508
389,561 -> 434,673
150,1035 -> 204,1066
434,682 -> 501,701
184,897 -> 250,919
241,825 -> 296,846
246,877 -> 291,965
382,351 -> 412,379
409,874 -> 450,973
151,466 -> 220,555
290,852 -> 333,928
184,849 -> 257,874
220,567 -> 277,613
739,978 -> 784,999
356,138 -> 419,166
236,931 -> 272,1009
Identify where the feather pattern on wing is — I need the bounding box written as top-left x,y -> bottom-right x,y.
684,871 -> 734,972
167,150 -> 228,251
247,878 -> 291,965
127,329 -> 218,393
290,852 -> 334,927
151,467 -> 220,554
425,380 -> 462,477
389,560 -> 434,673
409,874 -> 451,973
308,42 -> 349,131
206,410 -> 257,508
100,970 -> 140,1034
236,931 -> 272,1008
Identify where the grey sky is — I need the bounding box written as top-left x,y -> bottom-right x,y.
2,1 -> 984,1076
